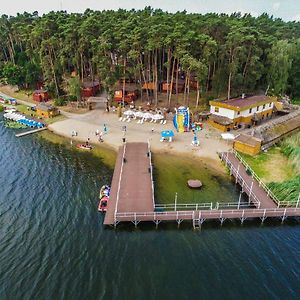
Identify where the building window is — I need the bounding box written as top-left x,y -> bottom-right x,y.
249,108 -> 252,113
214,107 -> 219,113
269,103 -> 272,107
263,104 -> 266,109
257,106 -> 259,111
266,113 -> 269,117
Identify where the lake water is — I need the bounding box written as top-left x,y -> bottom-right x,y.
0,115 -> 299,299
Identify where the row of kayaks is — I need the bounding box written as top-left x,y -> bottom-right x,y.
98,185 -> 110,212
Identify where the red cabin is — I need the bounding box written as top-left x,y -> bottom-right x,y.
162,79 -> 185,94
113,89 -> 138,104
81,81 -> 100,97
33,90 -> 49,102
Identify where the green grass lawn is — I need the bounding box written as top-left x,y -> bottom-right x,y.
239,147 -> 296,183
240,133 -> 300,202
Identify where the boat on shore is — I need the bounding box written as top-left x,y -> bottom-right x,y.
98,185 -> 110,212
76,144 -> 92,150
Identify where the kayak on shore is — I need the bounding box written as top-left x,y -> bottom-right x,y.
76,144 -> 92,150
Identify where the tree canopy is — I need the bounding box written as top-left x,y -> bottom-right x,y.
0,8 -> 300,102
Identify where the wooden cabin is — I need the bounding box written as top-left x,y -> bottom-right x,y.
208,95 -> 276,132
33,90 -> 49,102
114,89 -> 139,104
162,79 -> 185,94
233,134 -> 262,156
81,81 -> 100,97
36,103 -> 59,118
142,82 -> 157,91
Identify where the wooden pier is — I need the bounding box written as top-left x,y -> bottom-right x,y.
104,142 -> 154,225
104,147 -> 300,228
15,127 -> 47,137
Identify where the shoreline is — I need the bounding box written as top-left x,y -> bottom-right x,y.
1,87 -> 231,174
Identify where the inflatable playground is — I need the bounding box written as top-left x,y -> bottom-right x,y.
173,106 -> 190,133
173,106 -> 203,146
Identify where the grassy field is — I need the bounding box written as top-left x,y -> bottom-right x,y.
239,147 -> 296,183
241,132 -> 300,202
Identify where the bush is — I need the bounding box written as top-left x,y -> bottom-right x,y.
0,105 -> 4,112
54,98 -> 67,106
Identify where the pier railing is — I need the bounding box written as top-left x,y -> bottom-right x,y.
154,202 -> 252,211
114,207 -> 300,223
232,149 -> 282,206
148,140 -> 155,208
221,152 -> 261,208
115,144 -> 127,217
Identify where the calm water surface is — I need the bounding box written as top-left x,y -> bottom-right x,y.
0,115 -> 299,300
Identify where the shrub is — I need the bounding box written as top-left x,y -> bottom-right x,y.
54,98 -> 67,106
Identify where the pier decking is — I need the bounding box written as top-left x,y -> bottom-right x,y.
104,147 -> 300,228
15,127 -> 47,137
104,142 -> 154,225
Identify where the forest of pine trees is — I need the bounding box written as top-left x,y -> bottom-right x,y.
1,7 -> 300,105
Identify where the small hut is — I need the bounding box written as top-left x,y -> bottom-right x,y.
162,79 -> 185,94
114,88 -> 139,104
233,134 -> 262,156
36,103 -> 59,118
81,81 -> 100,97
33,90 -> 49,102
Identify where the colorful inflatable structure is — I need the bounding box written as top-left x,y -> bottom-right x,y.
173,106 -> 190,132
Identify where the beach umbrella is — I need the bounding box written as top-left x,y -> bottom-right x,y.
123,110 -> 135,116
134,111 -> 144,118
142,112 -> 153,120
152,113 -> 164,120
221,133 -> 235,140
161,130 -> 175,138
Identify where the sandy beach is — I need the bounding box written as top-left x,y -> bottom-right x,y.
48,108 -> 231,160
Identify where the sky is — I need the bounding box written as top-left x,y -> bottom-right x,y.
0,0 -> 300,21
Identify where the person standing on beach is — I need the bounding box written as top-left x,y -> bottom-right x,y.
103,124 -> 108,134
98,132 -> 103,142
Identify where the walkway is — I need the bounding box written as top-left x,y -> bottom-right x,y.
220,151 -> 277,209
104,142 -> 154,225
104,150 -> 300,228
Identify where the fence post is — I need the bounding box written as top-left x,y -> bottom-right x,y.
249,181 -> 254,204
296,193 -> 300,208
196,203 -> 198,211
238,191 -> 242,209
174,192 -> 177,211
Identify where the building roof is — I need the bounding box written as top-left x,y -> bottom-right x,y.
210,95 -> 276,111
34,89 -> 47,94
210,114 -> 233,125
234,134 -> 261,147
82,81 -> 100,88
37,103 -> 56,111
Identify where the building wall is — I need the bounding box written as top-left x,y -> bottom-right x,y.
233,102 -> 274,118
233,140 -> 261,156
207,119 -> 231,132
37,109 -> 50,118
210,106 -> 235,119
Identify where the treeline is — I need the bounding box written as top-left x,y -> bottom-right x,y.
1,7 -> 300,104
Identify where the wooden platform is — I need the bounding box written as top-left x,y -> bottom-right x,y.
104,149 -> 300,228
220,152 -> 277,209
15,127 -> 47,137
104,142 -> 154,225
